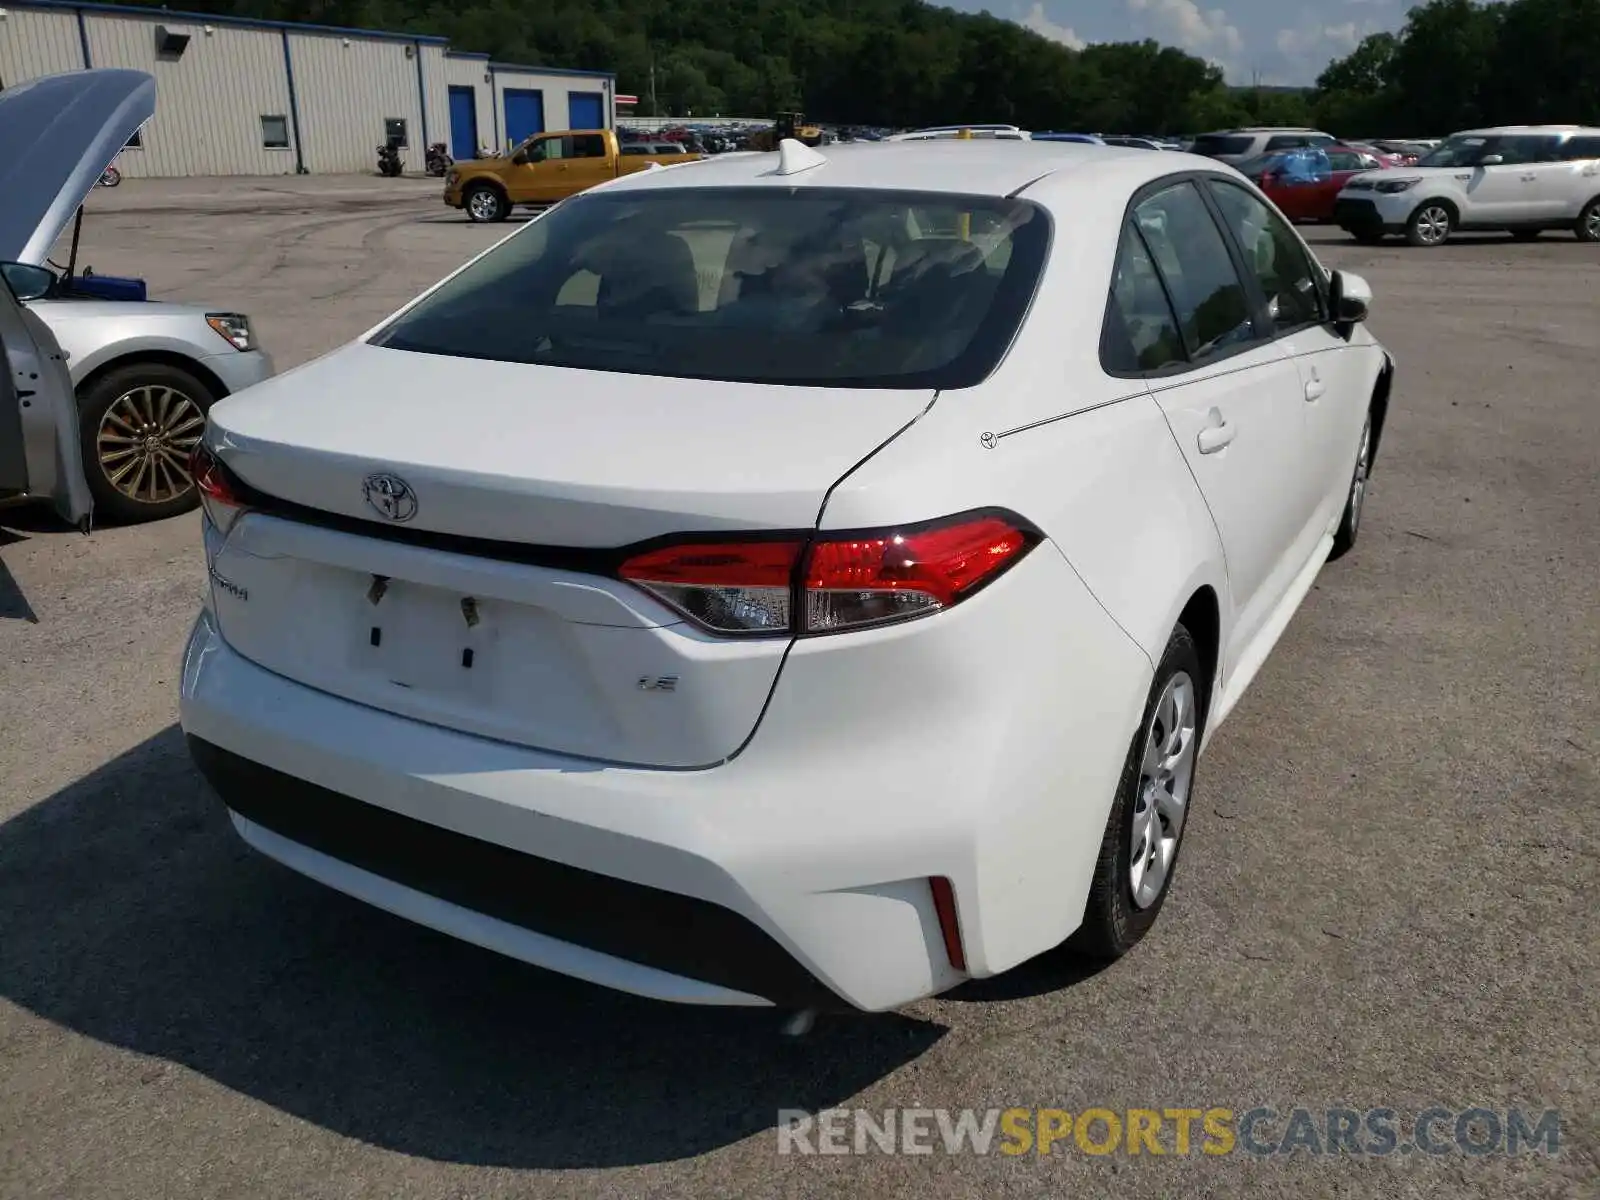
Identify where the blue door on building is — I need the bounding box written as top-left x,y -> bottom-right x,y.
448,86 -> 478,160
567,91 -> 605,130
503,89 -> 545,151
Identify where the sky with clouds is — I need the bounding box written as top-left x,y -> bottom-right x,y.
950,0 -> 1408,86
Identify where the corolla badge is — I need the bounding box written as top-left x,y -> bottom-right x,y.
362,472 -> 418,522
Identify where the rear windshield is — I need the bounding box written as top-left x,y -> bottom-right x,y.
372,186 -> 1050,389
1191,134 -> 1255,156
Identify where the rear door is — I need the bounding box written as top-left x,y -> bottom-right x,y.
1497,134 -> 1570,223
1121,179 -> 1323,662
0,274 -> 92,526
1205,179 -> 1370,539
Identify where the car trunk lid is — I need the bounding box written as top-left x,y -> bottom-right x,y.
202,343 -> 933,766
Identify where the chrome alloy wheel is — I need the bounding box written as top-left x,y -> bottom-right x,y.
1413,205 -> 1451,245
1585,204 -> 1600,241
1349,417 -> 1373,533
467,188 -> 501,221
96,384 -> 206,506
1130,671 -> 1199,910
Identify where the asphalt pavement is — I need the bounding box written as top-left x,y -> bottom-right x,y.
1,177 -> 1595,1199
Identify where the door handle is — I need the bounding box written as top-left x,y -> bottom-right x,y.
1197,411 -> 1236,454
1304,374 -> 1326,401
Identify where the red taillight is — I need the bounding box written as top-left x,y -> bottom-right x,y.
619,539 -> 803,633
617,511 -> 1036,636
190,442 -> 249,532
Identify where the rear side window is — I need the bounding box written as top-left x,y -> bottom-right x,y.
1131,182 -> 1255,364
1192,134 -> 1255,157
1495,135 -> 1563,164
1263,134 -> 1329,152
373,187 -> 1051,390
1561,136 -> 1600,160
1102,223 -> 1185,374
1327,151 -> 1364,172
571,134 -> 607,158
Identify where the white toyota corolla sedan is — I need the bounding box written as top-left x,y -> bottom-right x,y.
180,138 -> 1394,1014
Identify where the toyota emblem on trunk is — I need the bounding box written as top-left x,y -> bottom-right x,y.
362,473 -> 418,522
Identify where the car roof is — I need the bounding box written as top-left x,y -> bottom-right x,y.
599,139 -> 1183,198
1451,125 -> 1600,137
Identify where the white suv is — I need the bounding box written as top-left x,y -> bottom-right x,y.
1189,128 -> 1336,166
1334,125 -> 1600,246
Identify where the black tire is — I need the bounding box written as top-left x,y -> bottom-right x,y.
1328,412 -> 1374,562
77,361 -> 216,525
1405,201 -> 1453,247
463,182 -> 508,223
1073,624 -> 1207,961
1510,228 -> 1542,242
1577,198 -> 1600,243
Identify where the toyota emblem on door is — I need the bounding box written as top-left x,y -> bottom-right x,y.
362,473 -> 418,522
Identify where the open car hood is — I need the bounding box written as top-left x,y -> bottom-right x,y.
0,69 -> 155,265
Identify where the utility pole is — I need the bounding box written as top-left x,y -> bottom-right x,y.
649,59 -> 659,117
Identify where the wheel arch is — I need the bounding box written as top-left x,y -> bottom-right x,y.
73,349 -> 229,407
1410,195 -> 1460,225
1369,353 -> 1395,465
1176,586 -> 1220,727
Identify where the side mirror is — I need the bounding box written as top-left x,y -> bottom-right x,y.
1,261 -> 57,302
511,150 -> 528,165
1329,269 -> 1371,334
1478,154 -> 1504,166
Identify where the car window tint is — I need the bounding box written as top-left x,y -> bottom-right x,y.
1103,222 -> 1186,374
1327,151 -> 1362,171
1207,180 -> 1325,331
1561,136 -> 1600,160
1264,135 -> 1317,152
572,134 -> 607,158
1495,135 -> 1563,165
1133,182 -> 1255,362
1192,134 -> 1255,157
372,187 -> 1051,390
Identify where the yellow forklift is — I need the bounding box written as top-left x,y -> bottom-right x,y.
746,111 -> 825,152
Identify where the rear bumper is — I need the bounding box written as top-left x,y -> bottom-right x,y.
178,540 -> 1151,1011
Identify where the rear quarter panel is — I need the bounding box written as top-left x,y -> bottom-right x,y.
819,158 -> 1234,675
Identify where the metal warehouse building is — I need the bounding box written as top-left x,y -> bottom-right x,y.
0,0 -> 616,176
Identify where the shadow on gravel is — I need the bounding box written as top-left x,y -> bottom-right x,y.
0,727 -> 943,1167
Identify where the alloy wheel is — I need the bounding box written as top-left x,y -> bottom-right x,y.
1414,206 -> 1450,245
1585,205 -> 1600,242
95,384 -> 206,506
1130,670 -> 1198,910
468,189 -> 500,221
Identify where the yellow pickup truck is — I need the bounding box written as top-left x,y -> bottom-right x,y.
443,129 -> 700,222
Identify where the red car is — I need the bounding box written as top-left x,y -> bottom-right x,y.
1242,144 -> 1392,222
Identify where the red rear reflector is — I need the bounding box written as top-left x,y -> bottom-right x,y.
929,877 -> 967,973
616,511 -> 1036,637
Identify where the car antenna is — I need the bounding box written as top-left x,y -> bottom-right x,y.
772,138 -> 827,177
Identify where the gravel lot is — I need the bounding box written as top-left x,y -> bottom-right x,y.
2,175 -> 1596,1199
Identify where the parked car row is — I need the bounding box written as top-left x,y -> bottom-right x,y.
1191,123 -> 1600,246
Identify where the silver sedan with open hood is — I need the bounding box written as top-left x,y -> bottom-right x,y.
0,68 -> 275,525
